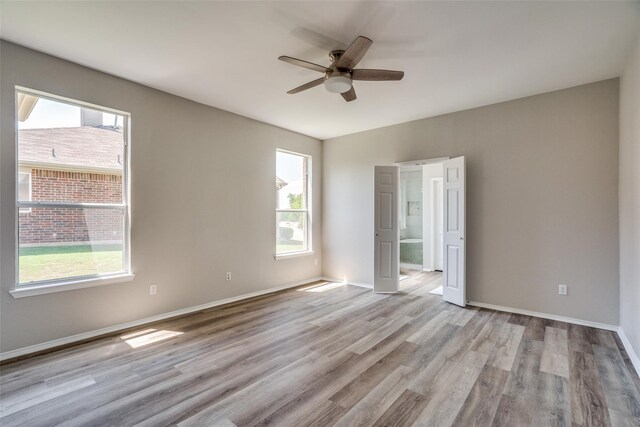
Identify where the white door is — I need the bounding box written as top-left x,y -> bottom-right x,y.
374,166 -> 399,293
442,156 -> 466,306
433,178 -> 444,271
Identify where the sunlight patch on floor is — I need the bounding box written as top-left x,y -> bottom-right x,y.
429,285 -> 443,295
120,328 -> 157,340
298,282 -> 345,292
121,329 -> 183,348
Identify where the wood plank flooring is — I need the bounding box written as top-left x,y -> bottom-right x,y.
1,270 -> 638,426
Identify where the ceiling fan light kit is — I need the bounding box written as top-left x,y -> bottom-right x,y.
324,73 -> 352,93
278,36 -> 404,102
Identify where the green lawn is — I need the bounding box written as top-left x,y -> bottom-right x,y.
276,239 -> 305,254
19,245 -> 123,284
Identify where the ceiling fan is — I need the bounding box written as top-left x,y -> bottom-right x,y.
278,36 -> 404,102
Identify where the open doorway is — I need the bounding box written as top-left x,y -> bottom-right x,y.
398,162 -> 444,291
374,157 -> 466,306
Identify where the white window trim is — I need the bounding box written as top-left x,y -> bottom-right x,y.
274,250 -> 314,260
13,87 -> 132,296
275,149 -> 312,258
10,273 -> 135,298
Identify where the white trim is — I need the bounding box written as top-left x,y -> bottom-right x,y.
18,202 -> 126,209
398,164 -> 422,172
10,273 -> 135,298
395,157 -> 449,167
1,276 -> 322,361
19,161 -> 123,175
276,147 -> 310,158
20,240 -> 122,248
17,201 -> 127,211
468,301 -> 618,331
274,250 -> 314,260
617,327 -> 640,377
15,85 -> 130,116
347,282 -> 374,289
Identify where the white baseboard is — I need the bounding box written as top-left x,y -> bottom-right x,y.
0,276 -> 323,362
617,327 -> 640,377
322,276 -> 373,289
317,283 -> 620,333
467,301 -> 618,331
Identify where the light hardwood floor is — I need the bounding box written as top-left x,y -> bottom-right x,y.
1,271 -> 639,426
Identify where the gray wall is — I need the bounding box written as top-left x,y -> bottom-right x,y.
323,80 -> 620,325
620,36 -> 640,357
0,42 -> 322,354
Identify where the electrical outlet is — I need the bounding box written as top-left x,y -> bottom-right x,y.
226,272 -> 231,281
558,284 -> 568,296
314,259 -> 318,266
150,284 -> 157,295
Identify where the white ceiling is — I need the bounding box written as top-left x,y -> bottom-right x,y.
1,1 -> 639,140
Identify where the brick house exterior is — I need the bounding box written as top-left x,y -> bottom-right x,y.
18,126 -> 124,246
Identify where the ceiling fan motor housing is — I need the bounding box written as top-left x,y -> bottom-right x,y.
329,49 -> 345,64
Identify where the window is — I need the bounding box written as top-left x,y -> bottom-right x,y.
15,88 -> 130,289
276,150 -> 311,256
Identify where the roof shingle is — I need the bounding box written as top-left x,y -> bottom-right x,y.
18,126 -> 124,172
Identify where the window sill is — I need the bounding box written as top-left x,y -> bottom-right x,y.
10,273 -> 135,298
274,250 -> 314,260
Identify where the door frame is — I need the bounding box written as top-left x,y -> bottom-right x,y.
395,157 -> 450,167
387,156 -> 466,308
394,157 -> 449,279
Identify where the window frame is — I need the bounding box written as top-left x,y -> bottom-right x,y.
275,149 -> 312,259
12,87 -> 133,297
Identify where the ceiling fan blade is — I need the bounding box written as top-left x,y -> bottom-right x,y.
278,56 -> 330,73
341,86 -> 357,102
336,36 -> 373,69
287,77 -> 325,94
351,69 -> 404,81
